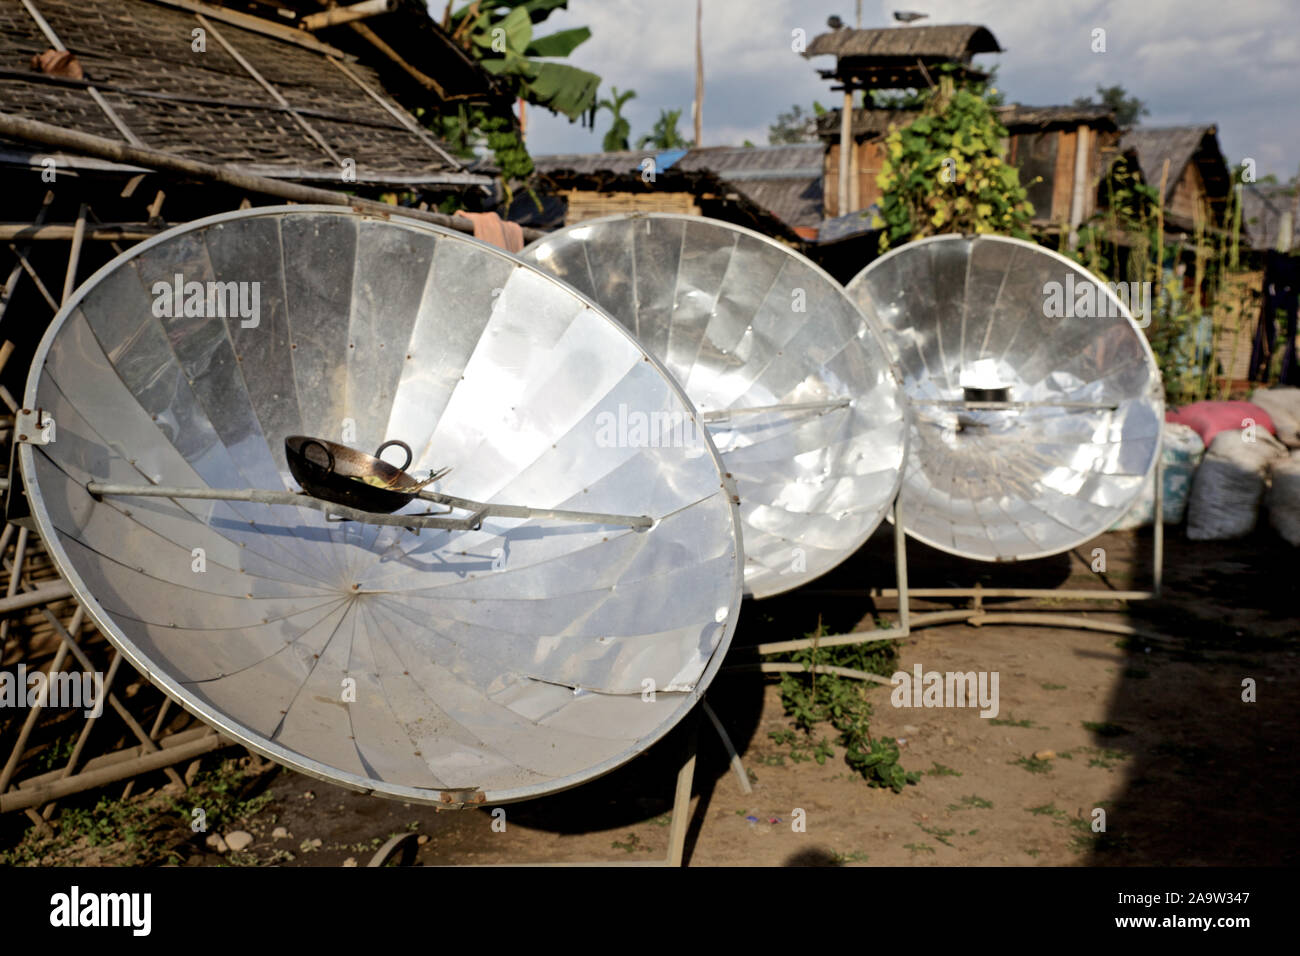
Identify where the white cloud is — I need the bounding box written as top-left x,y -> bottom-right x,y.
509,0 -> 1297,179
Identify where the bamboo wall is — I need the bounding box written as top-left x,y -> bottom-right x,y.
563,190 -> 700,224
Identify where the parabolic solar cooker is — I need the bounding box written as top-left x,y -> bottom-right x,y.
16,206 -> 746,804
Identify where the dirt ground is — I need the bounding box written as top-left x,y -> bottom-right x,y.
3,523 -> 1296,867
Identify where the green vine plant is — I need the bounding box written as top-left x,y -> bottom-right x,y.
1070,152 -> 1258,406
872,67 -> 1034,250
773,620 -> 919,792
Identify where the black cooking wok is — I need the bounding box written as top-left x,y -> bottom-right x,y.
285,436 -> 445,514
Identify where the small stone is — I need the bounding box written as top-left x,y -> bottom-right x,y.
417,834 -> 430,846
205,834 -> 228,853
225,830 -> 253,851
903,725 -> 920,734
272,826 -> 290,840
303,791 -> 315,800
342,857 -> 358,867
1034,750 -> 1056,760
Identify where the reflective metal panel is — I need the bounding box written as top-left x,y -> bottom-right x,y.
845,235 -> 1163,561
21,206 -> 743,804
522,214 -> 907,597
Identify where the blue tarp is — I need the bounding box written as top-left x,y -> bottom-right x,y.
645,148 -> 689,174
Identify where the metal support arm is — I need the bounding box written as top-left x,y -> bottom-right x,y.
84,483 -> 653,531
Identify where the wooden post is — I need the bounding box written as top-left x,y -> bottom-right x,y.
1067,124 -> 1089,247
849,128 -> 861,213
693,0 -> 704,148
1155,158 -> 1170,300
838,88 -> 852,218
665,713 -> 698,867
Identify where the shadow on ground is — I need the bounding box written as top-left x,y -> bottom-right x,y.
1084,524 -> 1298,865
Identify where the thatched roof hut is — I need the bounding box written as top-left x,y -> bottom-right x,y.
805,24 -> 1002,88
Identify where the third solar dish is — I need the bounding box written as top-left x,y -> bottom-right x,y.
522,213 -> 908,597
19,205 -> 743,804
844,234 -> 1163,562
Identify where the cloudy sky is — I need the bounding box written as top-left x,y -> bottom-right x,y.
490,0 -> 1298,180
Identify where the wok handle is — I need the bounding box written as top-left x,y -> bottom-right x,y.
374,440 -> 413,472
301,439 -> 335,474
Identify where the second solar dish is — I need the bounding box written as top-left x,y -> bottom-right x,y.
522,213 -> 908,598
845,234 -> 1163,562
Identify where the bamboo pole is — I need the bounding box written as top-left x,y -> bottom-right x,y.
120,697 -> 174,800
746,628 -> 905,657
0,223 -> 159,241
6,243 -> 59,312
0,526 -> 29,643
38,608 -> 185,788
344,19 -> 449,100
1193,196 -> 1209,402
0,732 -> 229,812
0,580 -> 72,613
41,649 -> 126,818
862,587 -> 1150,600
0,641 -> 71,794
59,203 -> 87,305
1155,158 -> 1169,301
16,726 -> 213,789
145,0 -> 352,59
967,612 -> 1161,639
0,113 -> 543,241
300,0 -> 395,31
0,191 -> 55,326
726,661 -> 894,687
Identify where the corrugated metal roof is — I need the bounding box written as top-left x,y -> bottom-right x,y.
530,145 -> 827,232
730,176 -> 824,230
533,144 -> 825,179
676,143 -> 824,175
531,150 -> 651,176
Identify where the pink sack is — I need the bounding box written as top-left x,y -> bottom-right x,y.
1166,401 -> 1275,447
